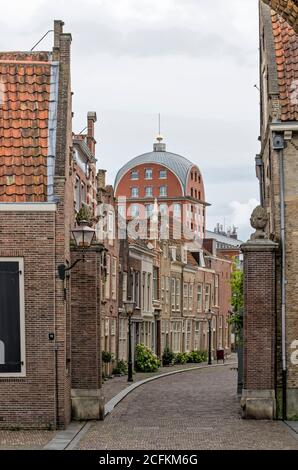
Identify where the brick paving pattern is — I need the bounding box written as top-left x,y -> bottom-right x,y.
0,430 -> 55,450
102,362 -> 218,403
77,365 -> 298,450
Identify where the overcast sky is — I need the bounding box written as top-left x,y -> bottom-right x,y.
0,0 -> 260,240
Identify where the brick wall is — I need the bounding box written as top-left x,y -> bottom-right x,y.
70,247 -> 102,390
242,243 -> 277,391
0,211 -> 57,429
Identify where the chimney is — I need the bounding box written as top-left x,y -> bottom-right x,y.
54,20 -> 64,49
97,169 -> 106,189
87,112 -> 97,155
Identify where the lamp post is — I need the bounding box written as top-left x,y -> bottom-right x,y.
206,309 -> 214,365
124,298 -> 135,382
58,220 -> 95,280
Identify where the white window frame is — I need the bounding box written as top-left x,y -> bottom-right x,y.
0,258 -> 26,377
131,187 -> 139,198
145,168 -> 153,180
145,186 -> 153,198
159,170 -> 167,179
131,170 -> 139,180
159,186 -> 167,197
197,283 -> 203,312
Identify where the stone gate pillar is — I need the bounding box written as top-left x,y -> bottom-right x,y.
70,244 -> 105,421
241,206 -> 278,419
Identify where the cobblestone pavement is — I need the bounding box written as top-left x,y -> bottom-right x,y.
0,430 -> 55,450
102,361 -> 227,403
77,365 -> 298,450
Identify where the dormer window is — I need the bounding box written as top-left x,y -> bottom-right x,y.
131,170 -> 139,180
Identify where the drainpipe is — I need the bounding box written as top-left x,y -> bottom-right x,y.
272,133 -> 287,420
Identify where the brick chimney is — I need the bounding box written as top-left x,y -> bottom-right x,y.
54,20 -> 64,49
87,112 -> 97,155
97,169 -> 106,189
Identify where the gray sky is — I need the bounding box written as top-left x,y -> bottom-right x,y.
0,0 -> 260,240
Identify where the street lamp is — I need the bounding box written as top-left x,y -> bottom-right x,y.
58,220 -> 96,280
124,298 -> 135,382
206,309 -> 215,365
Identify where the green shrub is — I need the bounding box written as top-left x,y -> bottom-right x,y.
112,360 -> 128,376
135,344 -> 161,372
162,347 -> 175,366
187,350 -> 207,364
102,351 -> 114,364
175,352 -> 189,364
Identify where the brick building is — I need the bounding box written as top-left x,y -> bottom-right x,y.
0,22 -> 105,428
116,137 -> 232,360
252,1 -> 298,419
0,21 -> 74,428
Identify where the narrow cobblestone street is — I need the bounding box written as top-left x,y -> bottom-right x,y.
76,365 -> 298,450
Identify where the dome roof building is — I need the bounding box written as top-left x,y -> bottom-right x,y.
114,137 -> 209,239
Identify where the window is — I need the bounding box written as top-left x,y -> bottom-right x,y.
166,277 -> 170,305
145,204 -> 154,217
108,210 -> 114,245
171,278 -> 176,311
191,172 -> 193,181
161,276 -> 165,302
0,258 -> 25,376
143,321 -> 152,349
175,279 -> 180,311
145,186 -> 153,197
191,188 -> 194,197
173,204 -> 181,218
205,284 -> 211,311
81,182 -> 87,204
159,204 -> 168,216
197,283 -> 203,312
131,187 -> 139,198
110,318 -> 116,355
112,257 -> 117,300
131,170 -> 139,180
145,169 -> 153,180
153,267 -> 159,301
118,318 -> 127,360
183,283 -> 189,311
189,283 -> 193,312
135,271 -> 140,308
195,173 -> 197,182
185,320 -> 192,352
105,255 -> 111,299
171,321 -> 182,353
159,170 -> 167,179
147,273 -> 151,311
182,246 -> 188,264
122,272 -> 127,303
75,176 -> 81,212
159,186 -> 167,197
215,275 -> 219,306
130,204 -> 139,218
194,321 -> 201,350
142,272 -> 146,311
171,247 -> 177,261
161,320 -> 169,351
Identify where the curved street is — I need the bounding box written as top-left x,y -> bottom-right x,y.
76,365 -> 298,450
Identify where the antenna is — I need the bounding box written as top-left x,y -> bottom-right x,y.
158,113 -> 161,135
31,30 -> 54,51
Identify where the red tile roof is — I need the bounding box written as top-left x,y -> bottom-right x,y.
271,10 -> 298,120
0,52 -> 53,201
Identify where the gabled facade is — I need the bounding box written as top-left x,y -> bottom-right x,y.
255,1 -> 298,418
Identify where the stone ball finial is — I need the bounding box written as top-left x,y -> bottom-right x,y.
250,206 -> 268,240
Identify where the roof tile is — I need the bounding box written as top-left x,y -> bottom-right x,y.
0,52 -> 53,201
